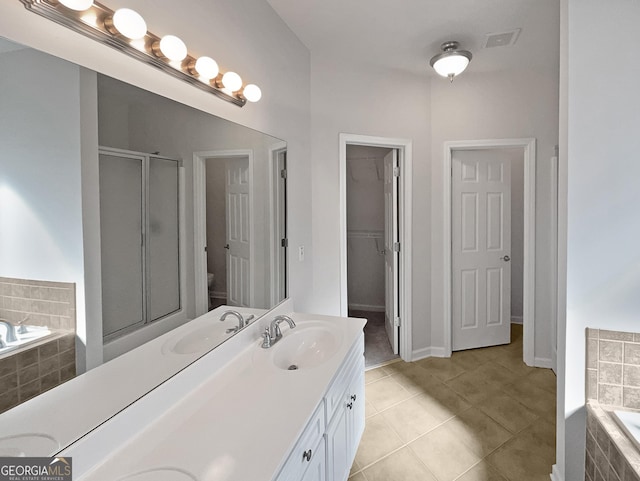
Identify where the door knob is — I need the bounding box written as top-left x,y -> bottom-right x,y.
501,255 -> 511,262
224,244 -> 230,250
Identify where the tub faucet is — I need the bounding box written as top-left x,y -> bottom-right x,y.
0,319 -> 18,343
219,310 -> 254,334
262,315 -> 296,348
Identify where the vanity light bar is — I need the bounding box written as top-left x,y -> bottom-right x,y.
19,0 -> 261,107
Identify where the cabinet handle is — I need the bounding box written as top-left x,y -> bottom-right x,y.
351,394 -> 357,402
303,449 -> 312,462
347,402 -> 353,410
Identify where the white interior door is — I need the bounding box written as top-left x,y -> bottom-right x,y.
384,150 -> 399,354
452,150 -> 511,351
225,158 -> 251,307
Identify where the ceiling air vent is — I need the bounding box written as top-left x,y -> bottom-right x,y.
482,29 -> 521,49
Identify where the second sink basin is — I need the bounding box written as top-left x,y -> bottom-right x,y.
272,323 -> 342,371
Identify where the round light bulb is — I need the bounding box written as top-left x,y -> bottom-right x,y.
433,55 -> 470,78
159,35 -> 188,62
58,0 -> 93,11
194,56 -> 219,80
221,72 -> 242,92
111,8 -> 147,40
243,84 -> 262,102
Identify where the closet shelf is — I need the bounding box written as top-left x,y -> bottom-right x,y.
347,230 -> 384,239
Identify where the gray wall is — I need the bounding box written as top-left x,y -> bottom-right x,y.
559,0 -> 640,479
0,0 -> 314,318
346,145 -> 390,311
0,47 -> 96,372
430,69 -> 559,363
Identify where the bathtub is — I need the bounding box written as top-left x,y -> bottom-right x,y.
0,325 -> 52,357
612,410 -> 640,452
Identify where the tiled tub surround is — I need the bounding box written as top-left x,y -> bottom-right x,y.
586,329 -> 640,408
0,332 -> 76,414
0,277 -> 76,331
586,402 -> 640,481
0,277 -> 76,414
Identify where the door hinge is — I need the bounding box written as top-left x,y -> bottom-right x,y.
394,317 -> 401,327
393,166 -> 400,177
393,242 -> 401,253
280,169 -> 287,179
281,238 -> 288,248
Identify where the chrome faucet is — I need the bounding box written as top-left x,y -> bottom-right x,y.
261,315 -> 296,348
0,319 -> 18,343
220,310 -> 255,334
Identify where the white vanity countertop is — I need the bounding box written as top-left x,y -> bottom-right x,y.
79,312 -> 366,481
0,305 -> 265,456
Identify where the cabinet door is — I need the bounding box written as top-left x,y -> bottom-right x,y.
301,441 -> 326,481
327,399 -> 350,481
347,367 -> 366,464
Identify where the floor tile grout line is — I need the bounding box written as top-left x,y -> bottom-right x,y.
353,411 -> 459,475
356,331 -> 555,480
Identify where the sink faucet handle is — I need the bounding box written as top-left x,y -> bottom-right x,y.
261,328 -> 272,349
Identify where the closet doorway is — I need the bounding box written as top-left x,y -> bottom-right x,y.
340,134 -> 413,367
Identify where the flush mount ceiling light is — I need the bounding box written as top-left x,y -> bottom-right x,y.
430,41 -> 472,82
19,0 -> 262,107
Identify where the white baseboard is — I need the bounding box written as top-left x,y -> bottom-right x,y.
535,357 -> 554,369
511,316 -> 523,324
411,346 -> 448,362
348,303 -> 385,313
550,464 -> 563,481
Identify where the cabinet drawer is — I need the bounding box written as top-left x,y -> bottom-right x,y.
276,401 -> 326,481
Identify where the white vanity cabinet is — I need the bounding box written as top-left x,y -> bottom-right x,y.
326,353 -> 365,481
274,336 -> 365,481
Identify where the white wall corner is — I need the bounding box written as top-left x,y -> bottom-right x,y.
412,346 -> 448,362
534,357 -> 554,369
550,464 -> 563,481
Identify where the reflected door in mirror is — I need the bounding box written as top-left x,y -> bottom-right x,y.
99,148 -> 181,340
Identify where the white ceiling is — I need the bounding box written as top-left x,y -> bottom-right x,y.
266,0 -> 560,76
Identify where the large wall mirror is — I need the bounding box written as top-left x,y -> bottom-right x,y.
0,35 -> 288,456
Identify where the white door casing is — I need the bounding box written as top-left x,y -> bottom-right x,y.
384,150 -> 400,354
339,134 -> 412,361
452,150 -> 512,350
225,157 -> 251,307
193,150 -> 254,316
443,138 -> 536,366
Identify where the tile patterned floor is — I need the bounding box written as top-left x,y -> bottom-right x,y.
350,325 -> 556,481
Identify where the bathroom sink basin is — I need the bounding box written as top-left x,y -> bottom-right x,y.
117,467 -> 197,481
165,325 -> 228,355
272,325 -> 342,371
0,433 -> 60,457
